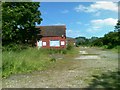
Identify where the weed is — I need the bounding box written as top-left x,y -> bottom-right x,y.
50,58 -> 56,62
2,46 -> 77,78
66,44 -> 73,50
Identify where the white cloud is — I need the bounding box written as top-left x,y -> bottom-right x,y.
50,23 -> 65,25
91,18 -> 118,26
66,29 -> 83,38
67,29 -> 72,33
74,1 -> 118,13
90,1 -> 118,12
75,5 -> 88,12
61,10 -> 69,13
94,12 -> 101,16
87,18 -> 118,33
87,26 -> 101,33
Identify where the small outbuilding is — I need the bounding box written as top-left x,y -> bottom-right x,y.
36,25 -> 66,49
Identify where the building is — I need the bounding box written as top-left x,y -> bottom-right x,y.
36,25 -> 66,49
66,37 -> 76,46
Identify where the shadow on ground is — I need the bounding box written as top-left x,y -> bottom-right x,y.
88,70 -> 120,89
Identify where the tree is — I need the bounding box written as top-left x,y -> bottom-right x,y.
75,36 -> 88,46
115,20 -> 120,32
2,2 -> 42,46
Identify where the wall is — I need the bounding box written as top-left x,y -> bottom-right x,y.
37,36 -> 66,49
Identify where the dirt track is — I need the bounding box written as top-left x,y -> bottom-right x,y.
2,47 -> 118,88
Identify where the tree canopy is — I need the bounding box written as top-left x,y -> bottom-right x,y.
75,20 -> 120,49
2,2 -> 42,46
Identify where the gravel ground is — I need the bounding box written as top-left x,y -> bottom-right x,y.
2,47 -> 118,88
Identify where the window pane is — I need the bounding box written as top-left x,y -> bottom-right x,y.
50,40 -> 60,46
37,40 -> 42,47
61,41 -> 65,45
43,42 -> 46,46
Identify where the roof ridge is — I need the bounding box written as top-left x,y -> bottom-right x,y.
36,25 -> 66,27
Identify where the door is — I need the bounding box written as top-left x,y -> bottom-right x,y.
37,40 -> 42,48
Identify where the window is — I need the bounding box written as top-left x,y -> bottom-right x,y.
61,41 -> 65,45
37,40 -> 42,47
43,42 -> 46,46
50,40 -> 60,47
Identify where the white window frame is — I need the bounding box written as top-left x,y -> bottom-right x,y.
61,41 -> 65,45
42,42 -> 47,46
37,40 -> 42,48
50,40 -> 60,47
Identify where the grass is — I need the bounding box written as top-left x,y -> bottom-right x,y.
2,45 -> 78,78
110,45 -> 120,53
88,70 -> 120,88
2,47 -> 51,78
47,47 -> 79,71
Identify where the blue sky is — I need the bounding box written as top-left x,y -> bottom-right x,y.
36,1 -> 118,38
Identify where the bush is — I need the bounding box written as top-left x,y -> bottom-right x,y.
103,44 -> 114,49
61,49 -> 67,54
2,43 -> 28,51
50,58 -> 56,62
103,45 -> 109,49
66,44 -> 73,50
40,48 -> 67,55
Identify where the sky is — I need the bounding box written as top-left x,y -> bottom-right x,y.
36,1 -> 118,38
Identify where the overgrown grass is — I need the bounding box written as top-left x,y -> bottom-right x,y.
2,47 -> 51,78
111,45 -> 120,53
101,45 -> 120,53
2,45 -> 77,78
88,70 -> 120,88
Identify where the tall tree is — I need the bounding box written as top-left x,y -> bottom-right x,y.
115,20 -> 120,32
2,2 -> 42,45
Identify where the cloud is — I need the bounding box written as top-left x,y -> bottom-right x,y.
87,26 -> 101,33
87,18 -> 118,33
90,1 -> 118,12
67,29 -> 72,33
50,23 -> 65,25
74,1 -> 118,13
61,10 -> 69,14
75,5 -> 88,12
66,29 -> 83,38
91,18 -> 118,26
94,12 -> 101,16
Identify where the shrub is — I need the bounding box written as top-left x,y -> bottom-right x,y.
2,43 -> 28,51
66,44 -> 73,50
103,45 -> 109,49
61,49 -> 67,54
50,58 -> 56,62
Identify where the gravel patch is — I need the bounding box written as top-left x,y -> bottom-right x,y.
79,51 -> 88,54
76,49 -> 100,59
75,55 -> 101,60
2,47 -> 118,88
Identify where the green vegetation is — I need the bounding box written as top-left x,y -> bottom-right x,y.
1,2 -> 77,78
88,71 -> 120,88
2,2 -> 42,46
2,44 -> 77,78
2,48 -> 51,78
66,44 -> 74,50
76,20 -> 120,49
